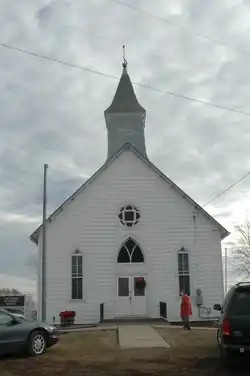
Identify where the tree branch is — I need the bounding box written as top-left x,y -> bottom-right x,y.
230,220 -> 250,277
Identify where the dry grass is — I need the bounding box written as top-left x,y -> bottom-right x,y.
0,328 -> 249,376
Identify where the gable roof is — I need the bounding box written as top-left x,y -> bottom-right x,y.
30,143 -> 230,244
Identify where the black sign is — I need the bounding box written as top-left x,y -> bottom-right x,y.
0,295 -> 25,307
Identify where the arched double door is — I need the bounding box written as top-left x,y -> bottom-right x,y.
116,238 -> 147,317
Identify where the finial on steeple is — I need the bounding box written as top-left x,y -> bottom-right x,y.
122,45 -> 128,68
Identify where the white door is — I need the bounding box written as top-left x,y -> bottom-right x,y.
116,276 -> 147,317
117,276 -> 131,316
131,276 -> 147,316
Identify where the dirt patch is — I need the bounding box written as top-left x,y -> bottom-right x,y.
1,328 -> 250,375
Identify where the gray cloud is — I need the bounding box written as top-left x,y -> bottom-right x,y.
0,0 -> 250,281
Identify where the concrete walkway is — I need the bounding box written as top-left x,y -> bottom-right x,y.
152,324 -> 217,331
118,325 -> 170,349
59,323 -> 217,334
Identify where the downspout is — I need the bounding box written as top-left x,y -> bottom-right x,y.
192,209 -> 198,316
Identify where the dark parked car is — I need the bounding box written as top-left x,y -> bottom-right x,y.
214,282 -> 250,359
0,308 -> 59,356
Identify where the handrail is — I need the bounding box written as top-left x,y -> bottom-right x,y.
198,306 -> 220,320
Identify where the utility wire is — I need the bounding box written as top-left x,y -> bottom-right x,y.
0,43 -> 119,80
0,41 -> 250,116
132,81 -> 250,115
202,171 -> 250,207
1,40 -> 249,207
111,0 -> 250,58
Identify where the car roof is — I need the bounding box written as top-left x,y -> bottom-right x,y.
235,282 -> 250,288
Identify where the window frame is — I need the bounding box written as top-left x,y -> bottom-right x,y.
134,277 -> 146,297
178,275 -> 191,297
178,247 -> 191,296
118,277 -> 130,297
117,238 -> 144,264
118,204 -> 141,228
71,250 -> 83,300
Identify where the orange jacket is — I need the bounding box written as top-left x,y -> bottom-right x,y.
180,294 -> 192,317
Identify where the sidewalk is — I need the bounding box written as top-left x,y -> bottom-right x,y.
118,325 -> 170,349
58,321 -> 217,334
152,324 -> 217,331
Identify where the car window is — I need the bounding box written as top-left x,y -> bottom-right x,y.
228,288 -> 250,315
0,311 -> 11,325
222,287 -> 234,311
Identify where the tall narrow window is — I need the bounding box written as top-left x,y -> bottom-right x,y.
72,251 -> 83,300
178,247 -> 190,296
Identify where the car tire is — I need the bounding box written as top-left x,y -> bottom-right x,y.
220,347 -> 238,367
27,330 -> 47,356
217,331 -> 234,364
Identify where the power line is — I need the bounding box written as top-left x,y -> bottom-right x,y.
202,171 -> 250,207
132,81 -> 250,115
1,41 -> 250,116
110,0 -> 250,58
0,43 -> 118,80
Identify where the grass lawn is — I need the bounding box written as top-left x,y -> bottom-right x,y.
0,328 -> 249,375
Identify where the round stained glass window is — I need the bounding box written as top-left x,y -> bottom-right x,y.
118,205 -> 140,227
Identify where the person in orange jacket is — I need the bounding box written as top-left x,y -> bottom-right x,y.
180,291 -> 192,330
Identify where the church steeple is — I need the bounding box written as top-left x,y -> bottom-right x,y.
104,50 -> 147,159
105,65 -> 145,115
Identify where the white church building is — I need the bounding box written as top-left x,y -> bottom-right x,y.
30,61 -> 229,325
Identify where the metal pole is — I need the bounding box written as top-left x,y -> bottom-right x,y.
224,248 -> 228,295
41,164 -> 48,322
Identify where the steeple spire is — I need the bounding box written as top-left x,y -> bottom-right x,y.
105,47 -> 145,114
104,49 -> 147,159
122,45 -> 128,69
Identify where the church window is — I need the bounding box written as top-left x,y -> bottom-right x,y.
71,250 -> 83,300
118,205 -> 140,227
117,238 -> 144,263
178,247 -> 190,296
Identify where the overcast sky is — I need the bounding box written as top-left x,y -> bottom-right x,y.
1,0 -> 250,295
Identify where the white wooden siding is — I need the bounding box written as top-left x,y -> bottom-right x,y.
39,149 -> 224,324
